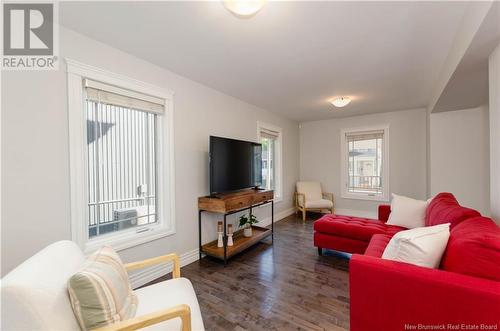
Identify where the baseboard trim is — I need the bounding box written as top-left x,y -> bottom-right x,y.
129,248 -> 199,289
130,207 -> 296,288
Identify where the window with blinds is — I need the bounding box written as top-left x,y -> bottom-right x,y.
341,126 -> 389,200
84,79 -> 164,238
258,124 -> 282,199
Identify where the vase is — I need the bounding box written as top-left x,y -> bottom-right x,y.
243,226 -> 252,237
217,232 -> 224,247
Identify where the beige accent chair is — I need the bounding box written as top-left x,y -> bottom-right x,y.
1,240 -> 204,331
295,181 -> 334,222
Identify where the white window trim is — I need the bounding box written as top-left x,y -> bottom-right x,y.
257,122 -> 283,202
66,59 -> 176,254
340,125 -> 390,202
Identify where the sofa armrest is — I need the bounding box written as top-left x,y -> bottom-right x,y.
378,204 -> 391,222
93,304 -> 191,331
350,254 -> 500,331
124,253 -> 180,278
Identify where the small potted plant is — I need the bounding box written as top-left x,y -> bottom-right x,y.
239,213 -> 259,237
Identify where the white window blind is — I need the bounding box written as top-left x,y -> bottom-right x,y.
346,130 -> 384,142
260,128 -> 280,140
84,79 -> 165,114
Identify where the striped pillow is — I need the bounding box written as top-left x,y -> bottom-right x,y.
67,246 -> 138,331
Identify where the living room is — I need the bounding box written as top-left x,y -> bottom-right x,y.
1,1 -> 499,331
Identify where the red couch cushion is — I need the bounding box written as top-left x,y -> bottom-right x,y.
378,205 -> 391,223
426,192 -> 480,228
364,234 -> 393,257
313,214 -> 405,242
441,217 -> 500,281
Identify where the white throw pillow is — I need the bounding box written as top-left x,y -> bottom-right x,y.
382,223 -> 451,268
386,193 -> 429,228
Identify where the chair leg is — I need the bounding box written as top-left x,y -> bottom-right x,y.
302,209 -> 306,222
318,247 -> 323,256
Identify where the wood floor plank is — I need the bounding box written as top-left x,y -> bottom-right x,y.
146,212 -> 350,330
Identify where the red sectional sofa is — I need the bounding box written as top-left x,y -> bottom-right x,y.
313,193 -> 500,331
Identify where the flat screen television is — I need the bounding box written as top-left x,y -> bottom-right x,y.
209,136 -> 262,195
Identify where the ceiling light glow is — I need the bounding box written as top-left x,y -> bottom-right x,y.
331,97 -> 351,108
223,0 -> 266,17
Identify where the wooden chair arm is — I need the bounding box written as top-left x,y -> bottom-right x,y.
295,192 -> 306,207
322,192 -> 334,203
92,304 -> 191,331
124,253 -> 181,279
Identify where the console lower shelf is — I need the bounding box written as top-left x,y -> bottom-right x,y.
201,225 -> 271,260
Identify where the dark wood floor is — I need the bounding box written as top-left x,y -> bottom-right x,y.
152,212 -> 351,331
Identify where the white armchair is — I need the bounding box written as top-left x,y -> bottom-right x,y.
1,241 -> 205,331
295,181 -> 334,222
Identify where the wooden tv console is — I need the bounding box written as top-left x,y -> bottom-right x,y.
198,189 -> 274,265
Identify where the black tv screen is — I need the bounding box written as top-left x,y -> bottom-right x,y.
209,136 -> 262,194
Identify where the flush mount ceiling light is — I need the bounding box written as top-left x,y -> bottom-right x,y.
331,97 -> 352,108
223,0 -> 266,17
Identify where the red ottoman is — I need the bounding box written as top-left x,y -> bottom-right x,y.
313,211 -> 405,255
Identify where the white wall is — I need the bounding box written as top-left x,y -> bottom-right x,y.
427,1 -> 493,112
430,107 -> 490,215
299,108 -> 427,218
489,43 -> 500,222
1,27 -> 300,275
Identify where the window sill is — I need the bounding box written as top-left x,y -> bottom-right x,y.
83,225 -> 175,255
341,193 -> 389,202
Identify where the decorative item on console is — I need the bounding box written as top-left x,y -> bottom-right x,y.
239,213 -> 259,237
227,224 -> 234,246
217,221 -> 224,248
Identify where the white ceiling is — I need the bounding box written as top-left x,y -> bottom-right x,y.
60,1 -> 470,122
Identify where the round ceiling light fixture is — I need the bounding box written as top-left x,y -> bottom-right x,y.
223,0 -> 266,17
331,97 -> 352,108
